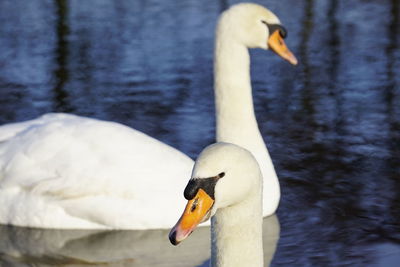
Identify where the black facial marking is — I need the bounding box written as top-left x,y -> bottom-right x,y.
183,173 -> 225,200
261,21 -> 287,38
184,179 -> 200,200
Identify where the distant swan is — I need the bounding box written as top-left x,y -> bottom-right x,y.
213,2 -> 296,216
0,3 -> 296,229
169,142 -> 265,266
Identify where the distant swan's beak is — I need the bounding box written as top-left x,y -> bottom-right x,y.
169,189 -> 214,246
268,30 -> 298,65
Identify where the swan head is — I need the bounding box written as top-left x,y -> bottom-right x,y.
169,142 -> 261,245
217,3 -> 297,65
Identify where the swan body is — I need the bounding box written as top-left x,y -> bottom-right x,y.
0,3 -> 296,229
169,142 -> 264,267
0,113 -> 193,229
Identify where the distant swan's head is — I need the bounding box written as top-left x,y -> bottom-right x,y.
216,3 -> 297,65
169,142 -> 261,245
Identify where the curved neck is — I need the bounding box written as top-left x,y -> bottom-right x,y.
213,23 -> 280,218
210,187 -> 263,267
214,36 -> 260,143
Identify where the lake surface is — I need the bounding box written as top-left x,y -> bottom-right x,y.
0,0 -> 399,266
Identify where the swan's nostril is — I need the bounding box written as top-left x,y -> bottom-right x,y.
191,198 -> 199,212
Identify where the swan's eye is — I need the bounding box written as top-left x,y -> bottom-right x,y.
261,21 -> 287,39
185,176 -> 221,200
278,26 -> 287,38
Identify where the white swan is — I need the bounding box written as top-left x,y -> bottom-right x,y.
0,3 -> 296,229
169,142 -> 265,267
214,3 -> 296,216
0,113 -> 193,229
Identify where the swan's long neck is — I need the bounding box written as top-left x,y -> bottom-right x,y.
210,186 -> 263,267
214,34 -> 259,143
214,24 -> 280,216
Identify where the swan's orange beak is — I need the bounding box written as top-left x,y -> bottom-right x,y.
169,189 -> 214,246
268,30 -> 298,65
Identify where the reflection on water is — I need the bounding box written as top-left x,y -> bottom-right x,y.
0,223 -> 209,267
0,215 -> 279,267
53,0 -> 72,112
0,0 -> 399,266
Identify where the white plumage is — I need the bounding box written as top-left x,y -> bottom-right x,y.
0,113 -> 192,229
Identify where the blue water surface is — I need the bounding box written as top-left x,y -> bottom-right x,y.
0,0 -> 399,266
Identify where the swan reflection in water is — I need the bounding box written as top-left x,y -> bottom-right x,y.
0,215 -> 279,267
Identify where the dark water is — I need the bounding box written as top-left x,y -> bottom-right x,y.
0,0 -> 399,266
